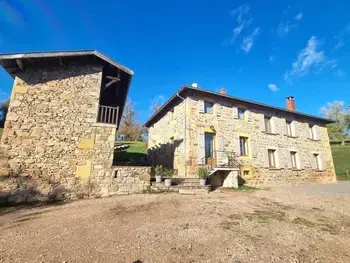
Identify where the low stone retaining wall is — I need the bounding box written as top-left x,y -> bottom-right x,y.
0,166 -> 151,204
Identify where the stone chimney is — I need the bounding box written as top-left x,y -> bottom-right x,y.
220,88 -> 227,95
286,96 -> 296,111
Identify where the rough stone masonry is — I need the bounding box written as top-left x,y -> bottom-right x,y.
0,63 -> 150,204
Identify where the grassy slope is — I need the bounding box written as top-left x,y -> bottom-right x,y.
114,141 -> 147,164
331,145 -> 350,180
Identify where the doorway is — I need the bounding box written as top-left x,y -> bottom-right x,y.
205,132 -> 215,165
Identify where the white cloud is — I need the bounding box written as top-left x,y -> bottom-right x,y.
294,12 -> 303,20
277,21 -> 297,38
284,36 -> 336,81
268,83 -> 279,92
227,4 -> 252,44
241,27 -> 260,53
333,24 -> 350,50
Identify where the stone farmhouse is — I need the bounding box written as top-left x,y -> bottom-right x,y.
145,84 -> 337,187
0,50 -> 151,202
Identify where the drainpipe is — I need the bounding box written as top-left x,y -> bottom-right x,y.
176,92 -> 187,177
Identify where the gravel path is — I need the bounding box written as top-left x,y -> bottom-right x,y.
0,183 -> 349,263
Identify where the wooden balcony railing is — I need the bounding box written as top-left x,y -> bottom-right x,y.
97,105 -> 119,125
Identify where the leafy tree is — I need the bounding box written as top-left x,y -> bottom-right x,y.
321,101 -> 350,143
118,99 -> 147,141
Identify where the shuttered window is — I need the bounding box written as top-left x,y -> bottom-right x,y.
265,117 -> 272,133
268,149 -> 276,168
238,108 -> 245,119
309,125 -> 315,139
313,153 -> 320,170
204,101 -> 213,114
286,121 -> 292,136
239,137 -> 249,156
290,151 -> 297,169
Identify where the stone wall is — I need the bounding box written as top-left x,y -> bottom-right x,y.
147,98 -> 186,175
147,92 -> 337,186
0,64 -> 150,203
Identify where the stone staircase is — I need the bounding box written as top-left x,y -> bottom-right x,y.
150,177 -> 210,194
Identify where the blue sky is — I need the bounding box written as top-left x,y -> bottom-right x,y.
0,0 -> 349,122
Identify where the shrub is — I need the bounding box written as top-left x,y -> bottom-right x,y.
163,168 -> 174,178
198,167 -> 208,179
154,165 -> 164,176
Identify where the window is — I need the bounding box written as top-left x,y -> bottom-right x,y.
286,121 -> 292,136
290,151 -> 297,169
239,136 -> 249,156
268,149 -> 276,168
204,101 -> 213,114
238,108 -> 245,119
309,125 -> 315,139
265,117 -> 272,133
313,153 -> 320,170
243,170 -> 250,177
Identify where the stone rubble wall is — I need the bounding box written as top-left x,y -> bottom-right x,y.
147,92 -> 337,187
0,64 -> 150,204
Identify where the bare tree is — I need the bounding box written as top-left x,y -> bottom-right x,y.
118,99 -> 147,141
150,95 -> 165,115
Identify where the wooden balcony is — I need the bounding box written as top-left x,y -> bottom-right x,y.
97,105 -> 119,125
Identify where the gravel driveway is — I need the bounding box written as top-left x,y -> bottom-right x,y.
0,182 -> 349,263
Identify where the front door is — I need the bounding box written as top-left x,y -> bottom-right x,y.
205,132 -> 215,165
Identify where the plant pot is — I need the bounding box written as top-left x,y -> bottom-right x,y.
155,175 -> 162,183
199,178 -> 206,186
164,178 -> 172,187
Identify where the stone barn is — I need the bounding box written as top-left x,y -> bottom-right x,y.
0,50 -> 150,203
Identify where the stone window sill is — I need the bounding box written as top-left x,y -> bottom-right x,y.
313,169 -> 325,172
263,131 -> 277,135
307,138 -> 320,142
291,168 -> 303,171
286,135 -> 298,138
268,168 -> 281,170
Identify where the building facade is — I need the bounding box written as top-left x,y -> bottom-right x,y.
145,85 -> 337,187
0,51 -> 150,203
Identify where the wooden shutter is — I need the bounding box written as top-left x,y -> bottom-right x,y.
198,130 -> 205,164
298,152 -> 304,170
281,118 -> 287,135
259,114 -> 265,131
251,139 -> 257,158
320,153 -> 327,170
232,106 -> 238,119
292,121 -> 299,137
263,149 -> 269,168
217,132 -> 224,165
277,149 -> 283,168
215,103 -> 221,116
198,100 -> 204,113
310,154 -> 316,169
313,125 -> 320,140
235,137 -> 241,157
287,150 -> 292,169
271,117 -> 278,134
305,123 -> 310,139
246,110 -> 252,121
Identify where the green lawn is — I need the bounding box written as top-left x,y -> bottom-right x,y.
113,140 -> 148,165
331,145 -> 350,180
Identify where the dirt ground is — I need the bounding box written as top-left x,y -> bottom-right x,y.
1,182 -> 350,263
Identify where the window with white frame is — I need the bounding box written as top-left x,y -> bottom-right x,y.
290,151 -> 297,169
238,108 -> 245,119
265,117 -> 272,133
313,153 -> 320,170
239,136 -> 249,156
286,121 -> 292,136
309,125 -> 315,139
268,149 -> 276,168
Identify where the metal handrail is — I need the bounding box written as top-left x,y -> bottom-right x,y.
199,150 -> 239,170
97,105 -> 119,125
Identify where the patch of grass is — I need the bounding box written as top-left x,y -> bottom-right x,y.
245,210 -> 286,223
331,145 -> 350,180
233,185 -> 260,191
0,128 -> 2,138
113,141 -> 148,164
